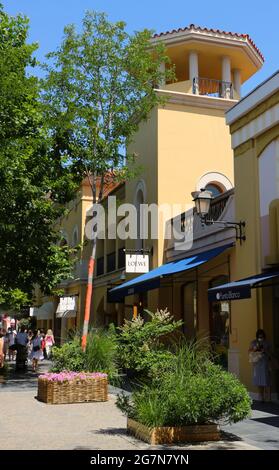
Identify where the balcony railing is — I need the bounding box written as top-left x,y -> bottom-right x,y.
193,77 -> 233,99
207,189 -> 233,221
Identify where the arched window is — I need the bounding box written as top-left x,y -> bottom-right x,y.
59,231 -> 69,247
72,226 -> 79,247
205,183 -> 224,198
197,172 -> 233,194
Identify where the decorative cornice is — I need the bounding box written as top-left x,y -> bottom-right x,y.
155,88 -> 238,112
231,102 -> 279,149
151,24 -> 264,66
227,71 -> 279,126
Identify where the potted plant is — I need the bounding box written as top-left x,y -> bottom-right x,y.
37,371 -> 108,404
116,343 -> 251,444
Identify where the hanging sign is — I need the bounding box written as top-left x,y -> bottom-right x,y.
125,254 -> 149,273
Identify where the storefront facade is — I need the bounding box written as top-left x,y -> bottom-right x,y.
217,71 -> 279,398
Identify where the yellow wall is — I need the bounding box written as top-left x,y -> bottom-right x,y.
157,102 -> 234,264
229,90 -> 279,394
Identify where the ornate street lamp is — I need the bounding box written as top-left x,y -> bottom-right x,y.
191,188 -> 246,243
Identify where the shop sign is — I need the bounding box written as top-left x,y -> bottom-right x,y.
125,254 -> 149,273
208,286 -> 251,302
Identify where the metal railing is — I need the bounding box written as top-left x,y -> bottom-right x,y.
193,77 -> 233,99
207,189 -> 233,221
173,189 -> 233,234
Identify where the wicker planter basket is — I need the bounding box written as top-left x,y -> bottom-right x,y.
37,372 -> 108,404
127,418 -> 220,444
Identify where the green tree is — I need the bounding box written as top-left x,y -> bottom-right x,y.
42,11 -> 175,347
0,4 -> 77,311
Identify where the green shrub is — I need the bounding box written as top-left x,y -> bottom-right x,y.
85,328 -> 119,382
51,337 -> 85,372
117,309 -> 183,378
116,341 -> 251,427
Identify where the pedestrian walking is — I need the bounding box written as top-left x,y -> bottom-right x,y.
249,329 -> 271,402
0,329 -> 5,369
7,327 -> 16,361
45,329 -> 55,359
2,329 -> 9,361
15,326 -> 28,370
31,330 -> 43,372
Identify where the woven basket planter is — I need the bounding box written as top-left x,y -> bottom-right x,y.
127,418 -> 220,444
37,372 -> 108,404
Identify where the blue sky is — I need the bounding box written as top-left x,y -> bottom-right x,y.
2,0 -> 279,95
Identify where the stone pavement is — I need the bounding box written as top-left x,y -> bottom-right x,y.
0,362 -> 277,450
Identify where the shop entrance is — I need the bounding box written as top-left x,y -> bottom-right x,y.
272,286 -> 279,394
209,275 -> 230,369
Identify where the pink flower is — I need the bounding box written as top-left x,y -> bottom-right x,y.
39,371 -> 107,383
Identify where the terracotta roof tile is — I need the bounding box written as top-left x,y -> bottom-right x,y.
153,24 -> 264,62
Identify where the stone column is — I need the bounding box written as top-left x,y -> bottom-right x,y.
189,51 -> 199,94
233,69 -> 241,98
222,56 -> 231,98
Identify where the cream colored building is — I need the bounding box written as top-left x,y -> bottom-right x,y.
208,71 -> 279,399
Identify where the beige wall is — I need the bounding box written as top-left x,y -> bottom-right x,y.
228,89 -> 279,394
157,102 -> 234,264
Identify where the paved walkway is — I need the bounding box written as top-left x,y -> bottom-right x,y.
0,363 -> 277,450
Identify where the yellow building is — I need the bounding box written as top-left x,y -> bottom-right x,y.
109,25 -> 263,323
35,24 -> 264,351
208,71 -> 279,400
34,179 -> 93,341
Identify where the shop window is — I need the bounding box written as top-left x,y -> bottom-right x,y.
182,282 -> 197,339
209,276 -> 230,369
266,199 -> 279,265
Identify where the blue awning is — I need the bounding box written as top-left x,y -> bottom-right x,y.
108,244 -> 232,302
208,271 -> 279,301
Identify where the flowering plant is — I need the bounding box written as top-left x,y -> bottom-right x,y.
39,371 -> 107,383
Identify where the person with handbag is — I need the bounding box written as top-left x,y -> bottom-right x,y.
0,329 -> 5,369
249,329 -> 271,402
45,329 -> 55,359
7,327 -> 16,361
15,325 -> 28,371
30,330 -> 42,372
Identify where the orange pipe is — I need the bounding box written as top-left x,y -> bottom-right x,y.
81,257 -> 94,351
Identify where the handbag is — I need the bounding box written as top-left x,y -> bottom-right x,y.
33,345 -> 40,352
249,351 -> 263,363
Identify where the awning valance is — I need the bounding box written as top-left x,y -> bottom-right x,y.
32,302 -> 55,320
56,296 -> 78,318
108,244 -> 233,302
208,271 -> 279,301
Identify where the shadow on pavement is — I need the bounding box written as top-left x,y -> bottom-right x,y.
252,401 -> 279,415
252,416 -> 279,428
0,361 -> 51,391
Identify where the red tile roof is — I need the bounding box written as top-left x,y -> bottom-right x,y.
153,24 -> 264,62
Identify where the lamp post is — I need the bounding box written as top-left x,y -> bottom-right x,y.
191,188 -> 246,243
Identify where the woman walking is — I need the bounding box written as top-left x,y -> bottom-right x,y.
249,329 -> 271,402
0,329 -> 5,369
45,329 -> 55,359
30,330 -> 42,372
